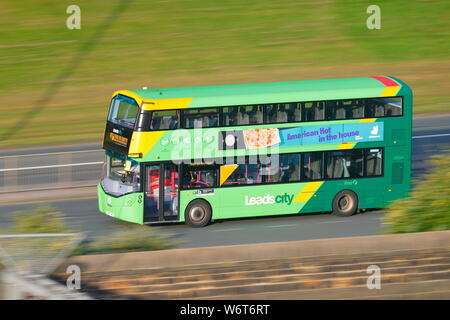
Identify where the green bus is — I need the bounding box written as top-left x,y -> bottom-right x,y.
98,76 -> 412,227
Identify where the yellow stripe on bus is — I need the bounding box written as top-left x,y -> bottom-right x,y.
380,86 -> 400,97
292,181 -> 323,203
337,142 -> 356,150
219,165 -> 239,186
142,98 -> 193,111
359,118 -> 376,123
111,90 -> 144,106
128,131 -> 165,157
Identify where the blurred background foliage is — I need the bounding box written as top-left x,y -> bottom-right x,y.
71,226 -> 176,256
0,0 -> 449,147
0,205 -> 175,255
2,206 -> 71,234
383,152 -> 450,233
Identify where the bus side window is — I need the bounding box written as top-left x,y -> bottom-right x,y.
303,103 -> 313,122
266,154 -> 301,183
302,152 -> 323,180
366,100 -> 385,117
182,165 -> 217,189
304,102 -> 325,122
248,105 -> 263,124
326,101 -> 344,120
325,149 -> 363,179
265,104 -> 277,123
222,163 -> 262,185
151,110 -> 178,130
237,106 -> 250,125
351,99 -> 365,118
384,97 -> 402,116
366,97 -> 402,117
183,108 -> 218,128
277,104 -> 288,123
366,148 -> 383,176
222,107 -> 238,126
286,103 -> 301,122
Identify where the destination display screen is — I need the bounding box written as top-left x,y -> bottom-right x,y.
103,121 -> 134,155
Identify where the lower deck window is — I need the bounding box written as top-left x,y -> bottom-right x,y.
182,165 -> 217,189
325,149 -> 364,179
366,148 -> 383,176
302,152 -> 323,180
266,153 -> 301,183
223,163 -> 262,185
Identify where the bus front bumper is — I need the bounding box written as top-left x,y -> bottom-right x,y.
97,183 -> 144,224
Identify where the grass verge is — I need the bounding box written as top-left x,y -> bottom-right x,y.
0,0 -> 449,147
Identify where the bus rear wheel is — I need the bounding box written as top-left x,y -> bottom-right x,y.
332,190 -> 358,217
185,199 -> 212,228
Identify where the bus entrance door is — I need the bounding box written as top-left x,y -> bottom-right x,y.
162,163 -> 179,219
144,163 -> 179,223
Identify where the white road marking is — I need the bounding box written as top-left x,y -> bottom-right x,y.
265,224 -> 294,228
0,161 -> 103,172
210,227 -> 244,232
412,133 -> 450,139
317,220 -> 351,224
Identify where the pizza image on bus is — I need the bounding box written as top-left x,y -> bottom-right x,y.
243,128 -> 281,149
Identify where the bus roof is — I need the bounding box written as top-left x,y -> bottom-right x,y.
112,76 -> 410,109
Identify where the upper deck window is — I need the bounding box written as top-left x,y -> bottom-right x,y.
150,110 -> 179,130
108,95 -> 139,129
303,101 -> 325,121
222,105 -> 263,126
183,108 -> 218,128
366,97 -> 402,117
326,99 -> 365,120
265,103 -> 301,123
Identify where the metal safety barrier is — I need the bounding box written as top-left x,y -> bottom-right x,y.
0,150 -> 104,193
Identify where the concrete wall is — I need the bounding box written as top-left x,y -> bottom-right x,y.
58,230 -> 450,273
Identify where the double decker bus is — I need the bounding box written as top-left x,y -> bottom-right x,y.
98,76 -> 412,227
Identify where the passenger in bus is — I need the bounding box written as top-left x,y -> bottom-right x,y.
235,172 -> 246,182
277,105 -> 288,123
169,116 -> 178,129
280,164 -> 296,182
335,103 -> 346,119
305,104 -> 315,121
238,107 -> 249,124
204,171 -> 215,186
150,118 -> 158,130
202,115 -> 209,128
286,104 -> 299,122
226,107 -> 238,126
315,102 -> 324,120
161,116 -> 171,129
194,117 -> 203,128
248,106 -> 261,124
267,106 -> 277,123
208,115 -> 218,127
182,171 -> 194,188
189,172 -> 199,186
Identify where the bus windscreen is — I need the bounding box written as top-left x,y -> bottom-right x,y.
108,95 -> 139,129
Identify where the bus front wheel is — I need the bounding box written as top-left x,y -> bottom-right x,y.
185,199 -> 212,228
332,190 -> 358,217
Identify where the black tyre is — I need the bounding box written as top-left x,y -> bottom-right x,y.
185,199 -> 212,228
332,190 -> 358,217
